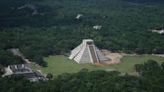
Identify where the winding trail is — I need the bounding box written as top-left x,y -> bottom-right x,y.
17,4 -> 38,16
9,48 -> 31,64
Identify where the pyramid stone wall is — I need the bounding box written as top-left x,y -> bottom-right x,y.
78,46 -> 92,63
69,39 -> 109,64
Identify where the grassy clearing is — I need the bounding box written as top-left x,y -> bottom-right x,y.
38,55 -> 108,76
33,55 -> 164,76
109,55 -> 164,73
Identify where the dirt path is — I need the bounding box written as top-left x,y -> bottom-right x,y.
18,4 -> 38,16
9,48 -> 31,64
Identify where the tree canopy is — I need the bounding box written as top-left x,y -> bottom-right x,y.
0,0 -> 164,65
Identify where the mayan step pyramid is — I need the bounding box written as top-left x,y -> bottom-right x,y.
69,39 -> 109,64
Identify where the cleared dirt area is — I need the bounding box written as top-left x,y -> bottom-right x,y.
101,50 -> 164,65
101,50 -> 127,65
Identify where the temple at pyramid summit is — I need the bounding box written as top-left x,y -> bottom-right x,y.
69,39 -> 109,64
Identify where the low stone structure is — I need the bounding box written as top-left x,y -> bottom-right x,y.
3,64 -> 47,81
151,29 -> 164,34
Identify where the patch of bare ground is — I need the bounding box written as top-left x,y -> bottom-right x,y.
152,54 -> 164,57
99,50 -> 127,65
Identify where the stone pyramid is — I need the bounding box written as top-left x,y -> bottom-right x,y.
69,39 -> 108,64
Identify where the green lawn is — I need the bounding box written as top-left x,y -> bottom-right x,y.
110,55 -> 164,73
33,55 -> 164,76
